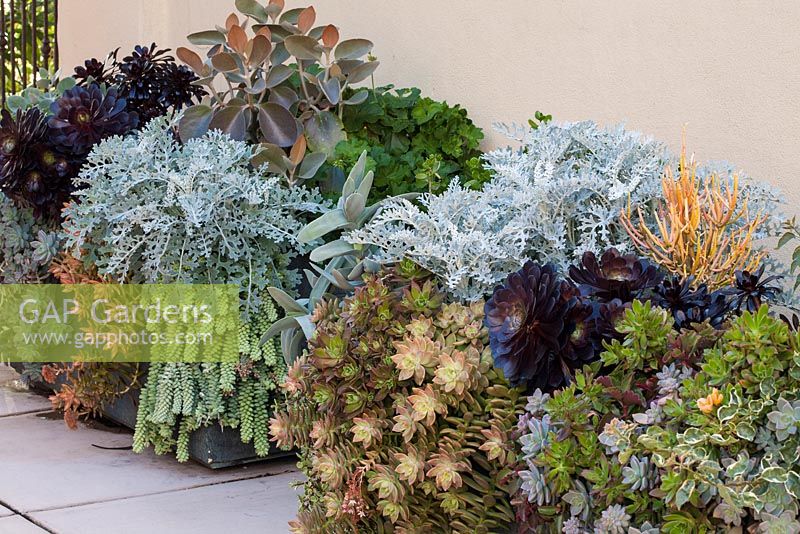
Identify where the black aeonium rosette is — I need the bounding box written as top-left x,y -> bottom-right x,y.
48,84 -> 139,156
485,262 -> 584,391
568,248 -> 663,302
113,43 -> 206,123
0,108 -> 72,219
74,58 -> 112,85
651,276 -> 730,330
723,265 -> 782,313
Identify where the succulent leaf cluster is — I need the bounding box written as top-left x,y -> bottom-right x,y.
74,43 -> 206,123
61,114 -> 327,309
0,108 -> 73,220
48,84 -> 140,155
485,249 -> 781,393
0,196 -> 59,282
133,299 -> 285,461
1,43 -> 201,222
264,150 -> 414,364
485,262 -> 593,391
5,70 -> 78,115
1,81 -> 139,220
515,301 -> 800,533
177,1 -> 378,187
270,272 -> 526,533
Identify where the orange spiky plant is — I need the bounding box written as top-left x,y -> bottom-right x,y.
620,138 -> 766,290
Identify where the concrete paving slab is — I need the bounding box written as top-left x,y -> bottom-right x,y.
0,387 -> 51,418
0,413 -> 298,513
31,472 -> 303,534
0,505 -> 13,518
0,515 -> 49,534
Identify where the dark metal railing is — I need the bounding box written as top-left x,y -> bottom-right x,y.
1,0 -> 58,105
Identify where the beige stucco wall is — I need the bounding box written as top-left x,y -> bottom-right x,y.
60,0 -> 800,211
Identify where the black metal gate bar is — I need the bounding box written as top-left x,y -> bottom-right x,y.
1,0 -> 58,106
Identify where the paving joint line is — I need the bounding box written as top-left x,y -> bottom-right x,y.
0,499 -> 57,534
22,467 -> 300,514
0,408 -> 52,419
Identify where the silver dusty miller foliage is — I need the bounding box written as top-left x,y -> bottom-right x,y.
346,120 -> 789,302
62,114 -> 328,309
345,179 -> 530,301
0,197 -> 59,283
346,120 -> 669,301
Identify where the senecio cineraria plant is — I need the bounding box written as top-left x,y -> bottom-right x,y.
270,270 -> 526,533
345,121 -> 788,302
62,114 -> 327,308
346,121 -> 668,301
515,302 -> 800,534
60,114 -> 326,461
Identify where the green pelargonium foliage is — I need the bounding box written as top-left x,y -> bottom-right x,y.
177,0 -> 378,186
323,86 -> 490,199
5,69 -> 77,114
270,271 -> 526,532
516,301 -> 800,533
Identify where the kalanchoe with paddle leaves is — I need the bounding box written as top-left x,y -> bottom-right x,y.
177,1 -> 378,186
48,84 -> 139,156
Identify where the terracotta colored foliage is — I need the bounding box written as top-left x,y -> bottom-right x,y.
271,271 -> 525,533
46,250 -> 140,429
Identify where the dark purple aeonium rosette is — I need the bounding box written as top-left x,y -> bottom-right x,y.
568,248 -> 663,302
485,261 -> 599,391
651,275 -> 730,330
722,265 -> 782,314
0,108 -> 73,219
48,84 -> 139,156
